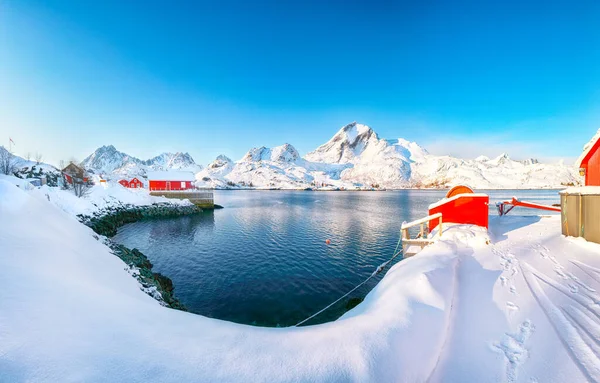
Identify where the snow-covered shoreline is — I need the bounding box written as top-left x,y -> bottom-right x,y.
2,179 -> 600,382
0,176 -> 203,309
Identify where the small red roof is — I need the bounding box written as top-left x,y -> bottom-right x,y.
577,129 -> 600,168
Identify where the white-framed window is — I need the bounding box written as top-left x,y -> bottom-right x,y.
181,181 -> 186,189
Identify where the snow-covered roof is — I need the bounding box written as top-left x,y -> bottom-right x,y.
147,171 -> 195,181
559,186 -> 600,195
428,193 -> 489,210
576,128 -> 600,168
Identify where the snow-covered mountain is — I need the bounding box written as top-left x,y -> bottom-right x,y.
144,152 -> 199,171
81,122 -> 581,189
81,145 -> 202,178
197,144 -> 323,189
81,145 -> 143,175
196,122 -> 581,189
304,122 -> 380,164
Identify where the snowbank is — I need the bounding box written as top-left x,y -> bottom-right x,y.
3,179 -> 600,382
1,180 -> 465,382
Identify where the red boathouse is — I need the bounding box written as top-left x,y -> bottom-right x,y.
147,171 -> 196,191
428,185 -> 489,230
118,179 -> 129,188
578,131 -> 600,186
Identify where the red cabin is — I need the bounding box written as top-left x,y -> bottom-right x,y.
128,177 -> 144,189
428,186 -> 489,230
578,131 -> 600,186
147,171 -> 195,191
118,179 -> 129,188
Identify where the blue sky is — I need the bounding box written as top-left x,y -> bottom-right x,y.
1,0 -> 599,166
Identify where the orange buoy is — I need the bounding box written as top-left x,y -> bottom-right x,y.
325,239 -> 331,245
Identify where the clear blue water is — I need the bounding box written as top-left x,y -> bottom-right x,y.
112,189 -> 561,327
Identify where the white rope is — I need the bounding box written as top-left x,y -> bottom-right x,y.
294,233 -> 404,327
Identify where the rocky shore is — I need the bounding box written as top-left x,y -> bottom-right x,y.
79,202 -> 202,311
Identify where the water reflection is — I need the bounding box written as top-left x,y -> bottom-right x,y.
113,189 -> 561,327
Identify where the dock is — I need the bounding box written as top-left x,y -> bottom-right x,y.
149,189 -> 214,208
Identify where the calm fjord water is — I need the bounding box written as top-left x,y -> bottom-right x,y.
112,189 -> 560,327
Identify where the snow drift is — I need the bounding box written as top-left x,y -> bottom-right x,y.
3,181 -> 600,381
1,180 -> 462,382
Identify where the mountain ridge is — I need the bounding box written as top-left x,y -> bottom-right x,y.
81,146 -> 202,177
81,123 -> 582,189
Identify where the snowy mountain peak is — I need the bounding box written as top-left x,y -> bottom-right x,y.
271,143 -> 299,162
241,147 -> 270,162
81,145 -> 143,174
241,144 -> 299,163
339,122 -> 377,144
208,155 -> 233,169
489,153 -> 511,165
82,147 -> 201,177
145,152 -> 199,171
100,144 -> 117,151
305,122 -> 379,164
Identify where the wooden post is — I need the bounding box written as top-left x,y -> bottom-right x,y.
438,216 -> 443,238
579,194 -> 583,238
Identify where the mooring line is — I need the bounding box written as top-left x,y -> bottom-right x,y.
294,234 -> 404,327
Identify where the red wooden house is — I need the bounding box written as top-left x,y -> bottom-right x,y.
62,162 -> 91,185
577,131 -> 600,186
118,177 -> 144,188
129,177 -> 144,189
147,171 -> 196,191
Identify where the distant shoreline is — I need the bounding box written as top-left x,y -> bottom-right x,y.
211,187 -> 570,192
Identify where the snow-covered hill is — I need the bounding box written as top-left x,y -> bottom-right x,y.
81,145 -> 202,178
0,146 -> 61,186
197,122 -> 581,189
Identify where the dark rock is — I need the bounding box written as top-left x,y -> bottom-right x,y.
345,297 -> 364,311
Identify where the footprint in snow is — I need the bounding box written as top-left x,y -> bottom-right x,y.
510,286 -> 517,295
554,267 -> 569,280
568,283 -> 579,294
500,276 -> 508,287
506,301 -> 519,311
491,319 -> 534,383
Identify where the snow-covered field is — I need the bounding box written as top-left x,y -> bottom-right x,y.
1,179 -> 599,382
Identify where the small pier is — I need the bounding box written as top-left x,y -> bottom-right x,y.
401,213 -> 443,257
149,189 -> 214,208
